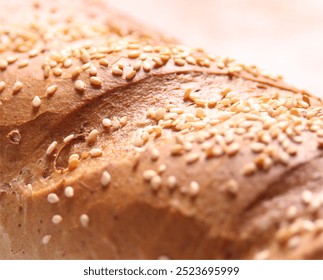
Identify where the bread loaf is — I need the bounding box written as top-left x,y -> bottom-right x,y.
1,0 -> 323,259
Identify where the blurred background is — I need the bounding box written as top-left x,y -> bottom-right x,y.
109,0 -> 323,97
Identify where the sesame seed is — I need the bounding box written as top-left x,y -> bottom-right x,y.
47,193 -> 59,204
112,66 -> 123,76
70,154 -> 80,161
80,214 -> 89,228
155,108 -> 166,121
112,117 -> 120,129
150,175 -> 162,190
185,56 -> 196,65
128,50 -> 140,59
64,186 -> 74,198
17,59 -> 29,68
0,81 -> 6,92
7,55 -> 17,64
301,190 -> 313,205
101,171 -> 111,187
188,181 -> 200,196
185,152 -> 200,164
63,134 -> 74,143
134,60 -> 142,71
86,129 -> 99,144
53,67 -> 62,76
71,66 -> 81,78
0,59 -> 8,70
255,154 -> 272,171
90,148 -> 103,157
143,61 -> 151,72
89,65 -> 97,76
226,142 -> 240,156
29,49 -> 39,57
102,118 -> 112,127
242,162 -> 257,176
251,142 -> 265,153
223,179 -> 239,195
90,76 -> 102,87
254,250 -> 269,260
46,85 -> 57,96
120,116 -> 128,126
196,108 -> 206,119
12,81 -> 23,93
174,58 -> 185,66
143,170 -> 157,181
151,148 -> 160,161
167,176 -> 177,189
32,96 -> 41,108
287,236 -> 300,249
46,141 -> 57,155
63,58 -> 72,68
126,70 -> 136,80
286,206 -> 297,220
42,235 -> 52,245
52,215 -> 63,224
99,58 -> 109,66
68,158 -> 80,170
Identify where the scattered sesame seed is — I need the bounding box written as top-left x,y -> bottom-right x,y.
90,76 -> 102,87
143,61 -> 151,72
42,235 -> 52,245
12,81 -> 23,93
226,142 -> 240,156
150,175 -> 162,190
80,214 -> 90,228
53,67 -> 62,76
174,58 -> 185,66
99,58 -> 109,66
64,186 -> 74,198
143,170 -> 157,181
112,117 -> 120,129
0,81 -> 6,93
46,141 -> 57,155
86,129 -> 99,144
254,249 -> 269,260
89,65 -> 97,76
167,176 -> 177,189
112,66 -> 123,76
47,193 -> 59,204
120,116 -> 128,126
242,162 -> 257,176
46,85 -> 58,96
223,179 -> 239,195
52,215 -> 63,224
32,96 -> 41,108
155,108 -> 166,121
101,171 -> 111,187
251,142 -> 265,153
286,206 -> 297,219
128,50 -> 140,59
102,118 -> 112,127
188,181 -> 200,196
63,58 -> 72,68
63,134 -> 74,143
17,59 -> 29,68
90,148 -> 103,157
185,152 -> 200,164
151,148 -> 160,161
126,70 -> 136,80
301,190 -> 313,205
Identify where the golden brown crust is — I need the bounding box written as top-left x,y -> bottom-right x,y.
1,0 -> 323,259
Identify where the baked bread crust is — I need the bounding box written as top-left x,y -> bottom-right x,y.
1,0 -> 323,259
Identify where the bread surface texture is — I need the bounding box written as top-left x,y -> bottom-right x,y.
1,0 -> 323,260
